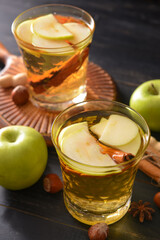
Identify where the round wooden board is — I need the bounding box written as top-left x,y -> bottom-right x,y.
0,49 -> 117,146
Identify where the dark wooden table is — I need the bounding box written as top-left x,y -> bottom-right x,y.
0,0 -> 160,239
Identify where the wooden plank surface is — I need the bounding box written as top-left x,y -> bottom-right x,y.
0,0 -> 160,239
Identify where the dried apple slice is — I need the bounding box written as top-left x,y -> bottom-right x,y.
32,14 -> 73,40
99,114 -> 139,146
16,19 -> 33,44
63,22 -> 91,46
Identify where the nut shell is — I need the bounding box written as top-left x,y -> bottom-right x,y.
43,173 -> 63,193
154,192 -> 160,208
88,223 -> 109,240
11,85 -> 29,105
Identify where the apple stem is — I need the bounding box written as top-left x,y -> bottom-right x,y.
149,83 -> 159,95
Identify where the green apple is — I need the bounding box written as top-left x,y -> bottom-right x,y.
0,126 -> 48,190
32,14 -> 73,40
129,79 -> 160,132
99,114 -> 139,146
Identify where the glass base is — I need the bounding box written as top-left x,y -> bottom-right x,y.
64,192 -> 131,225
30,91 -> 87,112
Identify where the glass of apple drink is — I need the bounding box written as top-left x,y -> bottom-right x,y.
11,4 -> 95,111
51,100 -> 150,225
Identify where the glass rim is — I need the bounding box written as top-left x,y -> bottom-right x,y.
51,99 -> 150,170
11,3 -> 95,52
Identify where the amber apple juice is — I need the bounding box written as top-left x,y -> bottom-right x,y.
51,101 -> 150,225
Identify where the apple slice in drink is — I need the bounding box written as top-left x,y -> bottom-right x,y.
90,115 -> 141,155
58,122 -> 89,146
63,22 -> 91,46
59,122 -> 119,174
90,118 -> 108,137
99,114 -> 139,146
32,34 -> 74,54
117,132 -> 141,155
32,14 -> 73,40
16,19 -> 33,44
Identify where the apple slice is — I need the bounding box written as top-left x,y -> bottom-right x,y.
32,14 -> 73,40
63,22 -> 91,45
16,19 -> 33,44
99,114 -> 139,146
90,118 -> 108,137
58,122 -> 88,147
59,122 -> 116,167
32,34 -> 74,54
117,132 -> 141,155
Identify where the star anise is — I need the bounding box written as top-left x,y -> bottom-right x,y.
129,200 -> 155,223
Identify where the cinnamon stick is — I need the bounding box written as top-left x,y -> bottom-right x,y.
30,47 -> 89,93
139,159 -> 160,184
138,136 -> 160,184
98,142 -> 134,164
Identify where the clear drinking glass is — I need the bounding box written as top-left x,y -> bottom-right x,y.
51,100 -> 150,225
12,4 -> 95,111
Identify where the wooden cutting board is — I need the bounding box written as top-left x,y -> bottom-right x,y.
0,42 -> 117,146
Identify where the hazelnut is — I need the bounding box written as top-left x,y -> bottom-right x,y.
43,173 -> 63,193
154,192 -> 160,208
11,85 -> 29,106
88,223 -> 109,240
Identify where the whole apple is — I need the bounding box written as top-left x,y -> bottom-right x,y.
130,79 -> 160,132
0,126 -> 48,190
